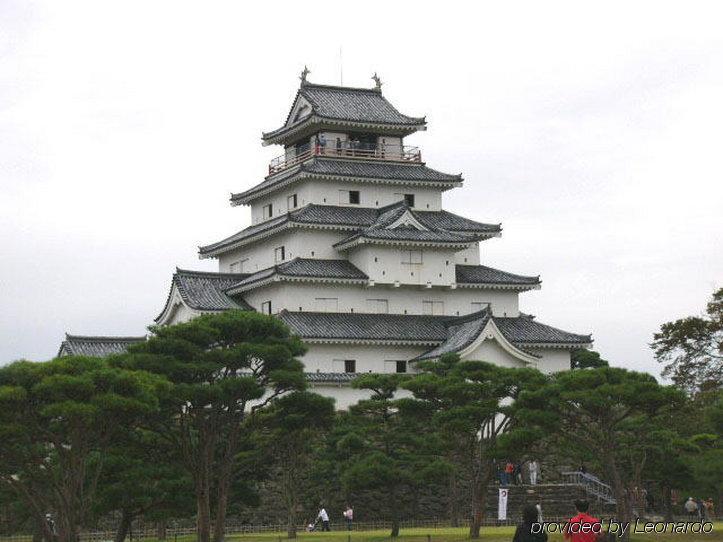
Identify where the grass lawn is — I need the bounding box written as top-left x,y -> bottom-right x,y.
217,524 -> 722,542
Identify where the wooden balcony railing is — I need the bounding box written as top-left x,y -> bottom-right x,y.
268,144 -> 422,175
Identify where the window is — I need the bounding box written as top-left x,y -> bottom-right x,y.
287,194 -> 298,210
422,300 -> 444,315
344,360 -> 356,373
315,297 -> 338,312
349,190 -> 360,204
262,203 -> 273,219
402,250 -> 423,264
274,246 -> 285,262
366,299 -> 389,313
384,360 -> 407,373
261,301 -> 272,315
229,259 -> 248,273
404,194 -> 415,207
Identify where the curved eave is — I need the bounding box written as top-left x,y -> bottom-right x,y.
226,275 -> 368,295
302,338 -> 438,346
230,171 -> 462,207
333,236 -> 480,252
262,115 -> 427,146
517,340 -> 594,350
457,281 -> 541,291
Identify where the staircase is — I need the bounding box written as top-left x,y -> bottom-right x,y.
561,471 -> 617,505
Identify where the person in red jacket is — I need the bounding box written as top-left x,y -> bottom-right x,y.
563,500 -> 602,542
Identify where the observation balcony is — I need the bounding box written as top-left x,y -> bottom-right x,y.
268,142 -> 422,176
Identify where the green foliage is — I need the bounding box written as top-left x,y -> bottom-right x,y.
338,375 -> 450,537
112,310 -> 307,542
652,287 -> 723,394
571,349 -> 609,369
0,356 -> 166,542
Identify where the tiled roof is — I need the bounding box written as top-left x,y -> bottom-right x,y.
278,311 -> 449,343
263,83 -> 426,143
230,158 -> 461,205
414,310 -> 492,361
227,258 -> 368,293
154,269 -> 254,323
494,314 -> 592,345
200,202 -> 499,257
334,226 -> 476,249
279,310 -> 591,352
58,334 -> 146,358
306,372 -> 360,383
456,264 -> 540,286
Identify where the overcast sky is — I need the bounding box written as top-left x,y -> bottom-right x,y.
1,1 -> 721,376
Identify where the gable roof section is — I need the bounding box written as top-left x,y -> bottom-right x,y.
230,157 -> 462,205
199,202 -> 500,258
154,268 -> 254,323
226,258 -> 368,294
58,334 -> 146,358
263,83 -> 426,145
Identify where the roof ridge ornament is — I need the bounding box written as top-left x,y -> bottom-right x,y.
300,65 -> 311,86
372,72 -> 382,92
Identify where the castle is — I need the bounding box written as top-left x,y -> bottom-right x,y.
59,72 -> 592,408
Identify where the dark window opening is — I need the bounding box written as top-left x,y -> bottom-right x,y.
396,360 -> 407,374
404,194 -> 415,207
349,190 -> 360,204
344,360 -> 356,373
261,301 -> 272,315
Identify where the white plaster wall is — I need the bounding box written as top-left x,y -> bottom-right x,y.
528,348 -> 572,374
218,229 -> 347,272
308,384 -> 412,411
461,338 -> 530,368
348,245 -> 458,286
242,282 -> 520,317
455,243 -> 481,265
302,343 -> 427,373
249,180 -> 444,223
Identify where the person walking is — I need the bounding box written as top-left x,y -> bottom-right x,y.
513,504 -> 547,542
343,505 -> 353,530
704,498 -> 715,520
529,460 -> 540,485
563,500 -> 600,542
317,506 -> 330,531
514,463 -> 523,485
684,497 -> 698,519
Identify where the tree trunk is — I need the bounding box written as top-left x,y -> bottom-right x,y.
662,485 -> 673,522
155,521 -> 167,541
469,464 -> 493,539
114,510 -> 133,542
212,478 -> 230,542
448,472 -> 459,528
604,455 -> 631,542
287,509 -> 297,540
196,481 -> 212,542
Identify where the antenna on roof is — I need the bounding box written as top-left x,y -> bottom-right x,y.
339,46 -> 343,85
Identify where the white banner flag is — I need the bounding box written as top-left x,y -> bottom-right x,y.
498,488 -> 508,520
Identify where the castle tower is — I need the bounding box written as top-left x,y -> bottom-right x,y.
152,73 -> 591,406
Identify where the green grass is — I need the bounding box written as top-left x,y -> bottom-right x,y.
214,524 -> 723,542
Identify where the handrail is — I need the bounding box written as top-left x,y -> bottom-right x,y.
269,144 -> 422,175
561,471 -> 617,505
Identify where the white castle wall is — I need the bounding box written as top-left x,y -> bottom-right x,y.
242,282 -> 521,317
218,229 -> 347,272
348,245 -> 459,286
250,182 -> 444,225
